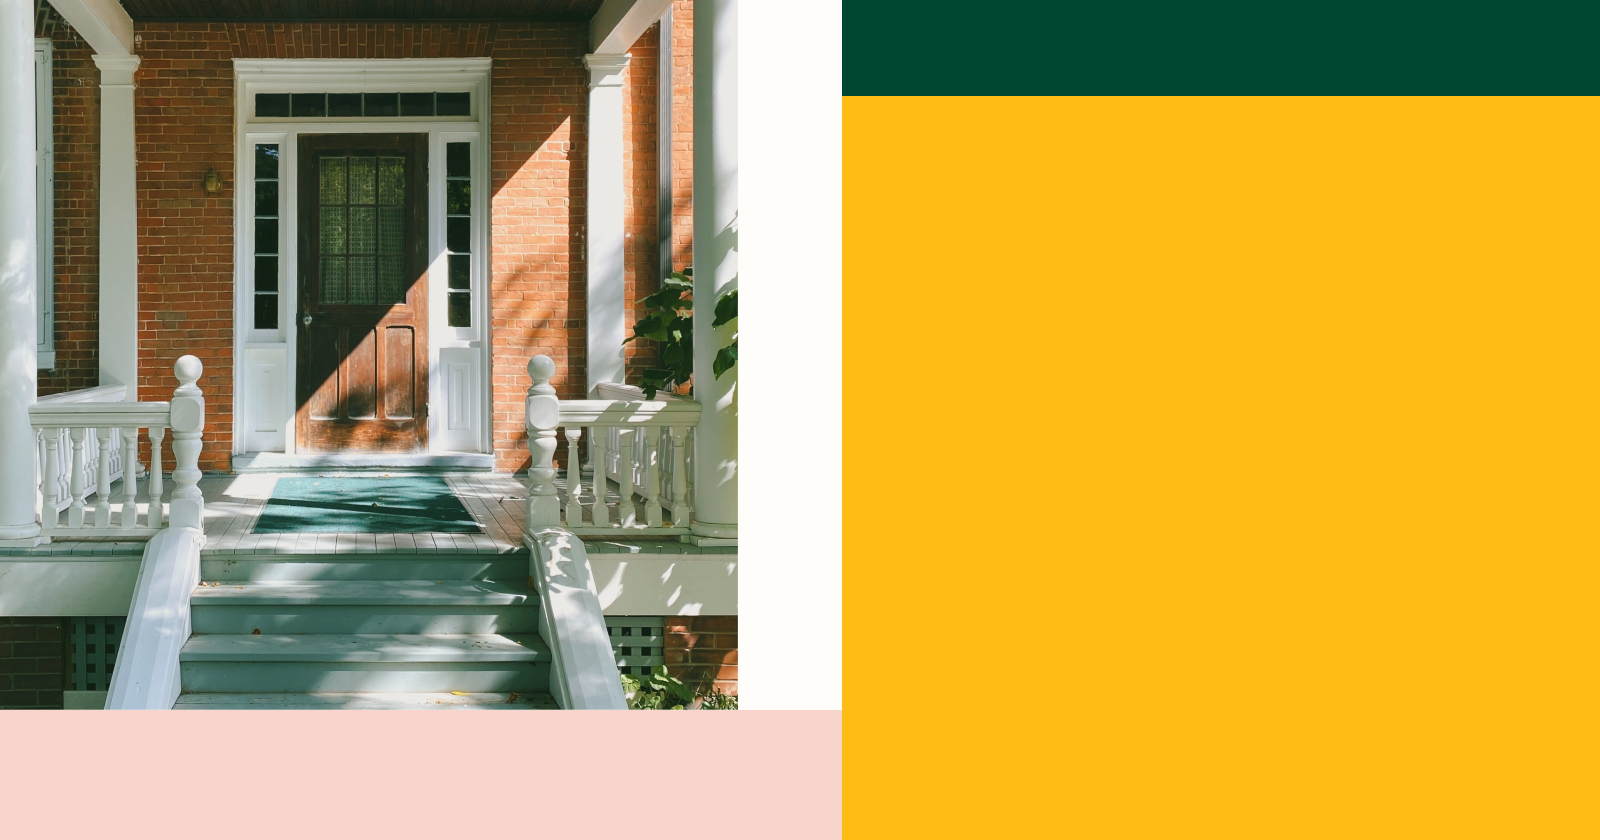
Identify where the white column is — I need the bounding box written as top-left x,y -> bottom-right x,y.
94,54 -> 139,401
585,53 -> 630,394
0,0 -> 41,545
690,0 -> 737,540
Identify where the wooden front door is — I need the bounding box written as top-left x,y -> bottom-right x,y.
296,134 -> 429,453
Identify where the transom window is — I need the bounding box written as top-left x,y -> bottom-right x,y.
256,92 -> 470,118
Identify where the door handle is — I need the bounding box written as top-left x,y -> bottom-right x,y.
302,314 -> 313,326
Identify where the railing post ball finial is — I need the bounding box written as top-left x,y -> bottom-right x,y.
528,354 -> 556,386
175,355 -> 203,387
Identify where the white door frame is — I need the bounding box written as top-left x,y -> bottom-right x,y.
231,58 -> 493,456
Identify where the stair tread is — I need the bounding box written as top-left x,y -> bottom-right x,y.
192,580 -> 532,605
181,633 -> 549,662
173,692 -> 559,710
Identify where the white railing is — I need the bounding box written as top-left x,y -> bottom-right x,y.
525,356 -> 702,533
34,384 -> 129,517
29,357 -> 207,541
590,382 -> 695,517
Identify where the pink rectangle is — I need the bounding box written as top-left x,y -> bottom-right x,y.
2,711 -> 842,838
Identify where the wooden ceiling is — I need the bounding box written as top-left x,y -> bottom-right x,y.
116,0 -> 607,22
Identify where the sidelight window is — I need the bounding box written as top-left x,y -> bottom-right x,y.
445,142 -> 472,328
253,143 -> 281,329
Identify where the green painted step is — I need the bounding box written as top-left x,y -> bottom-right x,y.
190,581 -> 538,635
179,633 -> 551,693
173,692 -> 559,710
202,553 -> 527,582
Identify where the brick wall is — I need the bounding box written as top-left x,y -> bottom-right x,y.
38,21 -> 100,397
665,614 -> 737,696
0,618 -> 66,710
112,21 -> 673,472
669,1 -> 695,275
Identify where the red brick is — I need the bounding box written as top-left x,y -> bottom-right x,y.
693,616 -> 738,633
689,648 -> 735,665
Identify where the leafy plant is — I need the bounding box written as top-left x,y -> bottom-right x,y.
620,665 -> 737,710
624,270 -> 694,399
623,268 -> 738,397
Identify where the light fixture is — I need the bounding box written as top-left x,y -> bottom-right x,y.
202,167 -> 222,195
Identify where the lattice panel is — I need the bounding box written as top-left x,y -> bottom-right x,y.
69,617 -> 123,692
606,616 -> 666,676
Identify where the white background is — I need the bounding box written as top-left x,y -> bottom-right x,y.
739,1 -> 843,709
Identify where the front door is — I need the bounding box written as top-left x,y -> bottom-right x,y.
296,134 -> 429,452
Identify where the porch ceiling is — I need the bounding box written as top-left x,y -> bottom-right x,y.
114,0 -> 605,23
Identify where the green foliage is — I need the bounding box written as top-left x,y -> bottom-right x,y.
625,270 -> 694,399
620,665 -> 738,710
623,268 -> 739,396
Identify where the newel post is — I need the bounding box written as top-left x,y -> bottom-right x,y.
169,355 -> 205,531
525,355 -> 563,529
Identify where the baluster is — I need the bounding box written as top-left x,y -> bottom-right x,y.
669,425 -> 690,527
168,356 -> 206,531
565,427 -> 584,526
119,426 -> 139,527
523,356 -> 562,528
642,426 -> 662,527
35,429 -> 44,494
41,428 -> 61,530
147,427 -> 165,528
67,428 -> 87,529
93,428 -> 114,528
590,426 -> 610,527
615,426 -> 637,527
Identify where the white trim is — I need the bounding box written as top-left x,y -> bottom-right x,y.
231,59 -> 493,457
46,0 -> 134,57
34,39 -> 53,370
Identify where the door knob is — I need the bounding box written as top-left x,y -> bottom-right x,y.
302,314 -> 312,326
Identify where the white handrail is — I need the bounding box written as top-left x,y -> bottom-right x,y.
29,356 -> 205,541
527,526 -> 627,710
524,356 -> 701,532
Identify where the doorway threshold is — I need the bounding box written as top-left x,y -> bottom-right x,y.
232,452 -> 495,474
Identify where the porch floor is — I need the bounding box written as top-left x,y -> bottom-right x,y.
9,473 -> 734,557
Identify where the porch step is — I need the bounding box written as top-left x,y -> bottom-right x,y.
172,692 -> 560,710
190,580 -> 537,634
202,553 -> 527,582
179,633 -> 551,693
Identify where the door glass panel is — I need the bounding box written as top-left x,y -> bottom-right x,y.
320,256 -> 346,304
349,206 -> 376,254
319,206 -> 346,254
379,157 -> 405,205
378,207 -> 404,255
379,256 -> 405,304
349,256 -> 376,305
319,157 -> 346,204
349,157 -> 377,205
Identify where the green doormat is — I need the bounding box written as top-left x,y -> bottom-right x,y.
251,477 -> 481,534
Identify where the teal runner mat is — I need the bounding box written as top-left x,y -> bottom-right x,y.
251,477 -> 482,534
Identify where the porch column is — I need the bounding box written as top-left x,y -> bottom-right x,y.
585,53 -> 630,394
0,0 -> 41,544
93,54 -> 139,401
690,0 -> 737,540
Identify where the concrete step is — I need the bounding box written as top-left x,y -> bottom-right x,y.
190,580 -> 538,634
180,634 -> 550,693
173,691 -> 560,710
202,553 -> 527,582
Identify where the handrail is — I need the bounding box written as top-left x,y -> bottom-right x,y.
29,356 -> 206,540
526,526 -> 627,710
524,356 -> 702,532
37,383 -> 128,404
103,525 -> 204,710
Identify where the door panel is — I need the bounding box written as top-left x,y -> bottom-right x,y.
384,326 -> 415,420
296,134 -> 429,453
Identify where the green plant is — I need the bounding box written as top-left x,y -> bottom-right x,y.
623,268 -> 738,398
625,270 -> 694,399
620,665 -> 737,710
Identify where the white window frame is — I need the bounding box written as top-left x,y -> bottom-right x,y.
232,59 -> 493,456
35,39 -> 54,369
